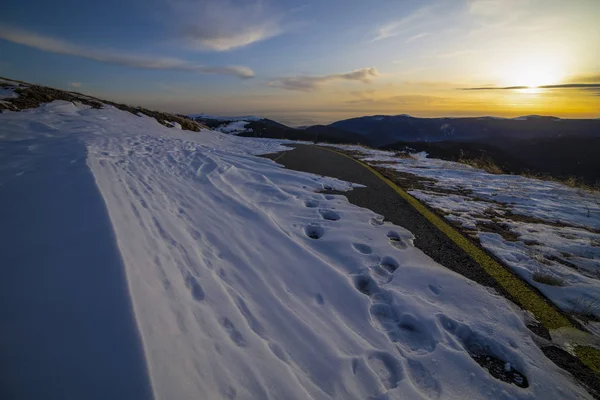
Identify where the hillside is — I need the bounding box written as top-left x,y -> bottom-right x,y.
191,115 -> 369,145
2,77 -> 595,399
382,137 -> 600,184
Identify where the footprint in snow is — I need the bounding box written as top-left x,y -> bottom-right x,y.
184,274 -> 205,302
428,284 -> 441,295
437,314 -> 529,388
366,351 -> 404,390
352,261 -> 437,355
370,216 -> 384,226
387,231 -> 407,250
319,209 -> 340,221
304,224 -> 324,240
304,199 -> 319,208
353,273 -> 378,296
380,256 -> 399,273
406,358 -> 441,399
371,265 -> 393,285
220,318 -> 246,347
352,243 -> 373,254
315,294 -> 325,305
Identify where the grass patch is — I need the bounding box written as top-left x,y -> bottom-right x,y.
458,153 -> 504,174
575,346 -> 600,375
522,171 -> 600,194
532,270 -> 565,286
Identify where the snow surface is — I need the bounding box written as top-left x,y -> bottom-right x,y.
325,144 -> 600,325
215,120 -> 251,134
0,102 -> 593,399
0,87 -> 18,99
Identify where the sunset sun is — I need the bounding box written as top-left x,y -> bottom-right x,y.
502,55 -> 564,88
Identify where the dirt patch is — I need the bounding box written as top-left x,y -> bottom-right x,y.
2,85 -> 104,110
543,346 -> 600,399
476,221 -> 520,241
501,210 -> 600,234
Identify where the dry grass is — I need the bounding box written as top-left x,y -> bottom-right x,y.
532,270 -> 565,286
458,153 -> 504,174
393,151 -> 417,159
570,296 -> 600,323
521,171 -> 600,194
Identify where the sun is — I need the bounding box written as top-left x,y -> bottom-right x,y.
499,54 -> 564,88
511,64 -> 559,88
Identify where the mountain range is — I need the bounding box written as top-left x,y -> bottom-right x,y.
191,114 -> 600,183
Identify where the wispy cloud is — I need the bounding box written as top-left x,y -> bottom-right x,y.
169,0 -> 283,51
269,67 -> 379,91
461,83 -> 600,90
0,26 -> 254,78
405,32 -> 430,43
372,6 -> 435,42
570,73 -> 600,84
427,49 -> 478,59
68,82 -> 82,88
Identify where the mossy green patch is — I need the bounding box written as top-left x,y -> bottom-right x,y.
575,346 -> 600,374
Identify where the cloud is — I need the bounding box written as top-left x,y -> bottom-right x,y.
0,26 -> 254,79
461,83 -> 600,90
405,32 -> 430,43
428,49 -> 478,59
269,68 -> 379,91
570,73 -> 600,84
69,82 -> 82,88
169,0 -> 283,51
373,6 -> 435,41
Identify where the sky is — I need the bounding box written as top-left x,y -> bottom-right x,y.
1,0 -> 599,125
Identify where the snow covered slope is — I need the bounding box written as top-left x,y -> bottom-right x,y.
325,145 -> 600,332
0,102 -> 593,399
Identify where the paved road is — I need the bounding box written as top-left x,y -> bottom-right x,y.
266,144 -> 513,298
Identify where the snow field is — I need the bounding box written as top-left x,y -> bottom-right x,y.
0,102 -> 593,399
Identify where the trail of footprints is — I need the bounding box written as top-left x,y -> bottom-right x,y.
302,193 -> 529,394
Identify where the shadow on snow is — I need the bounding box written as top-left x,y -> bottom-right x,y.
0,136 -> 153,399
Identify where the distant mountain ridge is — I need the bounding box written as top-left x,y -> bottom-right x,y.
329,114 -> 600,147
189,112 -> 600,183
191,112 -> 600,148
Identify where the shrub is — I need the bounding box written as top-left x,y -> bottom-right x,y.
532,270 -> 565,286
458,152 -> 504,174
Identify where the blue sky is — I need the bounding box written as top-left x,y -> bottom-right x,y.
1,0 -> 599,125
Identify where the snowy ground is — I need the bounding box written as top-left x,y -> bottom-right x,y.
0,100 -> 594,399
214,119 -> 252,134
324,144 -> 600,329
